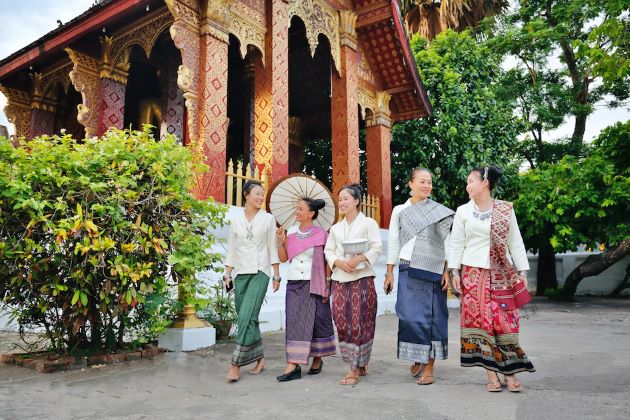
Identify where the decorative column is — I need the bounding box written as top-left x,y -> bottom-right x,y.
331,10 -> 360,194
160,46 -> 185,141
254,0 -> 289,181
0,86 -> 32,139
28,73 -> 56,138
194,2 -> 232,201
98,36 -> 129,136
66,48 -> 101,138
366,91 -> 393,227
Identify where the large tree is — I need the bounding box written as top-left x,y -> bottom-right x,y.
488,0 -> 630,294
514,121 -> 630,300
391,30 -> 521,209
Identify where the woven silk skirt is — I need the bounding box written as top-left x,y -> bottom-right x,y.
396,265 -> 448,364
285,280 -> 336,364
231,271 -> 269,367
460,265 -> 535,374
331,277 -> 377,371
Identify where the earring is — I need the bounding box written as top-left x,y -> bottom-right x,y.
409,190 -> 415,197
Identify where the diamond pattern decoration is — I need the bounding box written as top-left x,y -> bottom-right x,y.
98,78 -> 126,135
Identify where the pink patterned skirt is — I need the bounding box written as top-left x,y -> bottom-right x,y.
460,265 -> 535,374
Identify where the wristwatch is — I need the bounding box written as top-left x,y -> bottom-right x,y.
272,275 -> 282,282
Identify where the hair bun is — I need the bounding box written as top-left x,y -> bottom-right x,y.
314,198 -> 326,210
487,165 -> 503,182
349,183 -> 363,194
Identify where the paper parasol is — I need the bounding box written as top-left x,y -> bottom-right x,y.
265,174 -> 339,231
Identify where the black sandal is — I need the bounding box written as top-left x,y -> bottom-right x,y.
307,360 -> 324,375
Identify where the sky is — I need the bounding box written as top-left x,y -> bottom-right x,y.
0,0 -> 628,141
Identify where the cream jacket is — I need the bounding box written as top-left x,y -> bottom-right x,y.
225,209 -> 280,278
448,200 -> 529,271
324,212 -> 382,283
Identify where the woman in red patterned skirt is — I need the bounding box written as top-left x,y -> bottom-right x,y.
448,165 -> 535,392
325,184 -> 382,385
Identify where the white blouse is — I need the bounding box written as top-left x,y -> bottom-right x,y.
324,212 -> 382,283
448,200 -> 529,271
225,209 -> 280,278
286,226 -> 314,281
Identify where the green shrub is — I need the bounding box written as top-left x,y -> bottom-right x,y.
0,127 -> 226,353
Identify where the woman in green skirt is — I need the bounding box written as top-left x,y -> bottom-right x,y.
224,180 -> 281,381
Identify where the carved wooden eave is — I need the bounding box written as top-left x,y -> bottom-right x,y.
229,2 -> 266,61
0,85 -> 31,137
288,0 -> 341,73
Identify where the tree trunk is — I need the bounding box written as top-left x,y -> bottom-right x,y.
559,238 -> 630,300
536,239 -> 558,296
610,263 -> 630,297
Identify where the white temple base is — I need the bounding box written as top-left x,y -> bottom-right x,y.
158,327 -> 216,352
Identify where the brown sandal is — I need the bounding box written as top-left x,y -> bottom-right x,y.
410,363 -> 424,378
505,377 -> 523,392
340,372 -> 361,385
416,375 -> 434,385
359,364 -> 369,376
485,381 -> 503,392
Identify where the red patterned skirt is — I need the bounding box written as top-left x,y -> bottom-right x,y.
460,265 -> 535,374
331,277 -> 377,371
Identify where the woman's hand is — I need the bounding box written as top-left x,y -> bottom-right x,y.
441,271 -> 451,291
272,280 -> 280,292
519,274 -> 528,289
276,226 -> 286,246
334,259 -> 354,273
322,279 -> 331,303
348,255 -> 365,270
451,274 -> 462,294
383,272 -> 394,294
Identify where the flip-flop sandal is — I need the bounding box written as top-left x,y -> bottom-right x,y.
340,374 -> 360,385
505,378 -> 523,392
410,363 -> 425,378
416,375 -> 434,385
359,365 -> 369,376
486,381 -> 503,392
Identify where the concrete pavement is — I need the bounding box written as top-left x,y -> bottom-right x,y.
1,297 -> 629,420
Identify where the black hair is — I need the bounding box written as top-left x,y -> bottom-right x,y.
243,180 -> 263,199
472,165 -> 503,191
340,183 -> 363,210
300,197 -> 326,220
409,167 -> 433,182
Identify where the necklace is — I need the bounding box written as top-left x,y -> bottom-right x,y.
296,227 -> 314,240
244,210 -> 257,240
473,203 -> 493,221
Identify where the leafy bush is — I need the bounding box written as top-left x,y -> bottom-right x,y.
0,128 -> 226,353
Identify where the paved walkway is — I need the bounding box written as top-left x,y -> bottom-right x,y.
1,298 -> 629,419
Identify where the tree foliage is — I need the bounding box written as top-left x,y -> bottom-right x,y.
491,0 -> 630,159
514,120 -> 630,257
391,30 -> 521,209
0,128 -> 226,353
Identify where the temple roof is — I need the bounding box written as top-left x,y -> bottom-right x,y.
0,0 -> 431,120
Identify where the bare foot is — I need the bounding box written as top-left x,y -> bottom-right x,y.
248,358 -> 265,375
226,363 -> 240,381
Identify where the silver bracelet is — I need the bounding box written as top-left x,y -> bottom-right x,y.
272,275 -> 281,282
451,269 -> 460,277
518,271 -> 528,277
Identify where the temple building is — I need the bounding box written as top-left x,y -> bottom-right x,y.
0,0 -> 431,226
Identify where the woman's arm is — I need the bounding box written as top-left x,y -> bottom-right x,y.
447,209 -> 465,270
